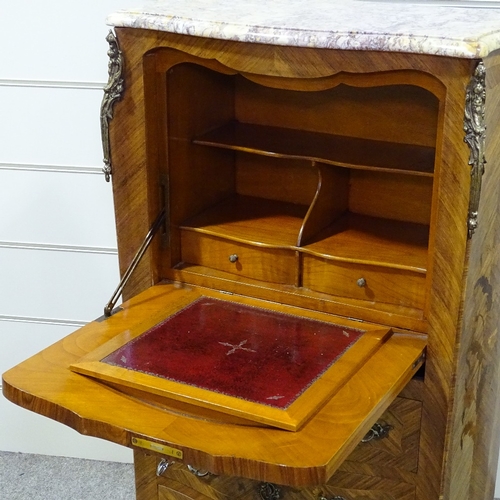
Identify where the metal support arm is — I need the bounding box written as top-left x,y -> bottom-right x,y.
104,208 -> 166,317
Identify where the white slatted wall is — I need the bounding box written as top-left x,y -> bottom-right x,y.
0,0 -> 132,462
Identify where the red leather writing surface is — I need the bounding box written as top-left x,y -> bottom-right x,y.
102,297 -> 363,408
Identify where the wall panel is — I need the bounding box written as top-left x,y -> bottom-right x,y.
0,321 -> 132,462
0,247 -> 119,322
0,0 -> 132,83
0,0 -> 131,466
0,169 -> 117,248
0,86 -> 103,166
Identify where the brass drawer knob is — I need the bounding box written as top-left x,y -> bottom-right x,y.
356,277 -> 367,287
229,254 -> 239,263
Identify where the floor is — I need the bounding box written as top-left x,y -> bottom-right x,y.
0,451 -> 135,500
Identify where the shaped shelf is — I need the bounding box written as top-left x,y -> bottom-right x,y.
194,121 -> 435,177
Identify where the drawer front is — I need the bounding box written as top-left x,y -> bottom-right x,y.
155,398 -> 422,499
307,471 -> 415,500
344,397 -> 422,473
157,462 -> 415,500
157,462 -> 255,499
159,480 -> 213,500
302,256 -> 426,309
181,230 -> 298,285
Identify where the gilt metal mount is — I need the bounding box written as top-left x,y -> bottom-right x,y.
187,465 -> 211,477
101,30 -> 125,182
361,421 -> 393,442
464,61 -> 486,239
260,483 -> 281,500
156,459 -> 172,477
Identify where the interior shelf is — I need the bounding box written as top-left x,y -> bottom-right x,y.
194,121 -> 435,176
302,213 -> 429,272
179,195 -> 308,248
180,196 -> 428,272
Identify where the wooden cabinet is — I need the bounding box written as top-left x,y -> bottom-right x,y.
3,5 -> 500,500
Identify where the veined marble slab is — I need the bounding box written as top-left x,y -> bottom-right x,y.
107,0 -> 500,58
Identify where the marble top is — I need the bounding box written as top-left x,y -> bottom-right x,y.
106,0 -> 500,58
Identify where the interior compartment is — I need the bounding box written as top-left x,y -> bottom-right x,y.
159,62 -> 439,314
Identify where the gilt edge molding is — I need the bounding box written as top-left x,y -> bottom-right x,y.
463,60 -> 487,239
100,30 -> 125,182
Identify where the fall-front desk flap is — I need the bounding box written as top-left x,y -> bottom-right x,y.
3,282 -> 426,482
70,283 -> 426,432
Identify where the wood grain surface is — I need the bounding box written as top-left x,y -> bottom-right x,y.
441,52 -> 500,500
3,283 -> 426,487
142,395 -> 422,500
70,291 -> 391,431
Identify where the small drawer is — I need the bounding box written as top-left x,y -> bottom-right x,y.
344,397 -> 422,473
181,230 -> 298,285
159,481 -> 210,500
156,459 -> 416,500
308,471 -> 416,500
302,256 -> 426,309
157,463 -> 416,500
156,462 -> 256,499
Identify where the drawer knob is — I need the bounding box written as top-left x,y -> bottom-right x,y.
361,422 -> 393,442
259,483 -> 281,500
356,277 -> 367,287
187,464 -> 210,477
156,459 -> 172,476
229,254 -> 239,263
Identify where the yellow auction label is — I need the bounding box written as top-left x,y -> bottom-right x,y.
131,437 -> 183,459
